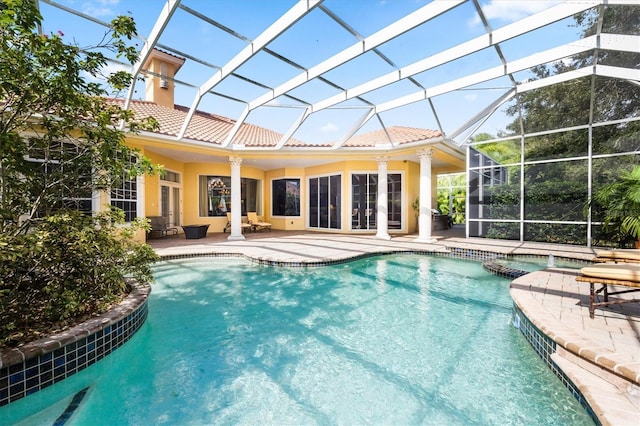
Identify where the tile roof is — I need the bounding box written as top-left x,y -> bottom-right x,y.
342,127 -> 443,147
116,99 -> 442,149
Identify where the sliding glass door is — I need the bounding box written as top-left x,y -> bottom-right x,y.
309,175 -> 341,229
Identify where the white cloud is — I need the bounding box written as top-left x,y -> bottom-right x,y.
102,61 -> 133,76
82,0 -> 121,18
320,122 -> 339,133
80,62 -> 132,85
81,6 -> 113,18
470,1 -> 561,27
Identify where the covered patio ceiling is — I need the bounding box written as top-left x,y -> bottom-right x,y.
38,0 -> 640,152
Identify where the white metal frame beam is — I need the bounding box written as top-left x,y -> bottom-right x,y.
38,0 -> 640,152
177,0 -> 324,140
124,0 -> 182,112
221,0 -> 465,148
274,32 -> 639,150
448,89 -> 517,142
371,34 -> 638,116
311,1 -> 602,118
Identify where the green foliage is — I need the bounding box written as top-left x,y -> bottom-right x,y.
437,173 -> 466,223
524,223 -> 587,245
472,134 -> 521,165
472,133 -> 494,143
481,182 -> 589,245
437,188 -> 466,224
524,180 -> 587,221
476,141 -> 520,164
0,0 -> 160,235
0,210 -> 159,347
590,166 -> 640,244
484,222 -> 520,241
0,0 -> 161,348
411,197 -> 420,215
485,184 -> 520,220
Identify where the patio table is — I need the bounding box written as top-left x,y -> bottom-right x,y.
181,224 -> 210,239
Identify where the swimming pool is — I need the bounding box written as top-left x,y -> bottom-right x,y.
2,255 -> 592,425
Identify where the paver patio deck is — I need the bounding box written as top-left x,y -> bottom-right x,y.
148,227 -> 640,425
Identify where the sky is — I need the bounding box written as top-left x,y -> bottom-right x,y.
38,0 -> 589,145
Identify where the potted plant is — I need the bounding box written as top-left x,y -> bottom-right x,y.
590,165 -> 640,248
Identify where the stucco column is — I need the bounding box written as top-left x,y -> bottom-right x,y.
228,156 -> 245,241
415,148 -> 437,243
376,156 -> 391,240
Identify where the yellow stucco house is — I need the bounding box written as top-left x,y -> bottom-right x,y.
126,50 -> 465,242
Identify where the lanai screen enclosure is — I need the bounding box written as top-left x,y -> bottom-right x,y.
37,0 -> 640,246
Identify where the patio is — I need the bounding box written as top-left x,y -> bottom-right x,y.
148,228 -> 640,425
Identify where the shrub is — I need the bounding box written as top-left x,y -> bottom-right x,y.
0,210 -> 159,348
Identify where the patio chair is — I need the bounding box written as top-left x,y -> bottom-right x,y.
247,212 -> 271,232
575,263 -> 640,318
223,212 -> 252,233
148,216 -> 179,238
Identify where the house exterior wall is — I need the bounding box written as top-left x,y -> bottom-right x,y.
128,137 -> 464,241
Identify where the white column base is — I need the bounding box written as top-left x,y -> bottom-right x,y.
376,232 -> 391,240
414,236 -> 438,244
227,234 -> 245,241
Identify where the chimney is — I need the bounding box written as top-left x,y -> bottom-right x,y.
143,49 -> 185,108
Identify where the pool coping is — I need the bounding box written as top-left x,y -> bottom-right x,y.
509,269 -> 640,426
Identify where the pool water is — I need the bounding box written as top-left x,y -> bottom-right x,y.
494,256 -> 587,272
2,255 -> 592,425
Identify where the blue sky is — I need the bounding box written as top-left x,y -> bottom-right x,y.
39,0 -> 585,144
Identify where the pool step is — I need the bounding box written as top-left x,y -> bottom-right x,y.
551,350 -> 640,425
8,386 -> 92,426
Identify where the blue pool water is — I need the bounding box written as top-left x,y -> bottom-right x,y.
3,255 -> 592,425
494,256 -> 587,273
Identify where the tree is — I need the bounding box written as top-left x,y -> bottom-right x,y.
483,4 -> 640,245
0,0 -> 160,347
471,132 -> 520,165
503,5 -> 640,156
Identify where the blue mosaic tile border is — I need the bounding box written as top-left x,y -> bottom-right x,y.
512,305 -> 600,425
159,250 -> 448,267
447,247 -> 500,262
482,260 -> 529,279
159,247 -> 495,267
0,281 -> 149,407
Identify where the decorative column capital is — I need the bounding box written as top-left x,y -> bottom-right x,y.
376,156 -> 389,166
416,148 -> 433,161
229,156 -> 243,167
